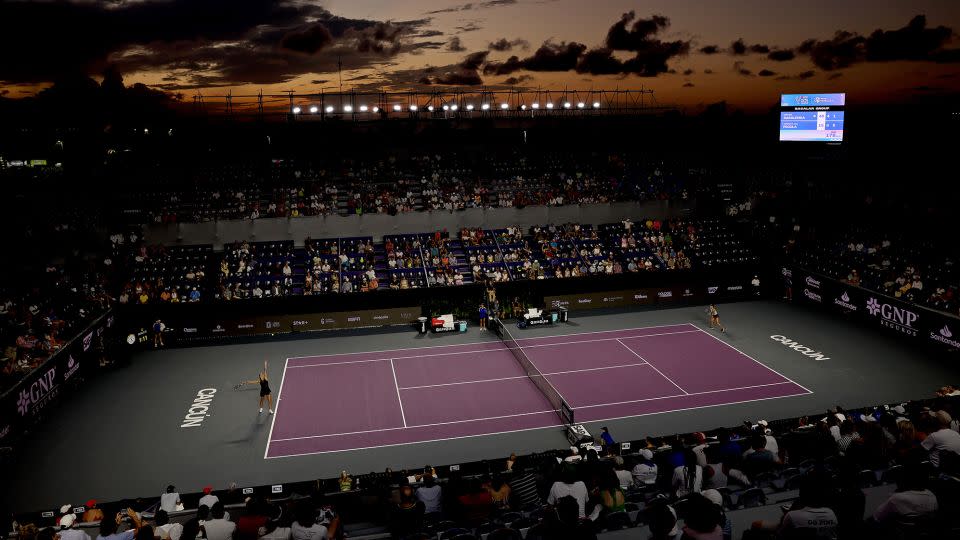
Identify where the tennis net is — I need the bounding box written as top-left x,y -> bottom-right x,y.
490,318 -> 575,426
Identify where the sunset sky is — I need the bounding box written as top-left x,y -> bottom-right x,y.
1,0 -> 959,112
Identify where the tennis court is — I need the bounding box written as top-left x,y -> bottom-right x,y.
264,322 -> 811,458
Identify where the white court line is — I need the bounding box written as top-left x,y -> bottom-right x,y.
389,359 -> 407,427
286,330 -> 699,369
270,408 -> 558,442
263,358 -> 289,459
265,386 -> 811,459
283,322 -> 698,362
616,338 -> 688,395
397,361 -> 650,391
575,381 -> 795,409
691,325 -> 816,395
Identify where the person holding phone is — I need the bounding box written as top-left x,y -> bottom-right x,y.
96,508 -> 143,540
246,360 -> 273,414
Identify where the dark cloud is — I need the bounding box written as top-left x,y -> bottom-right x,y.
775,70 -> 816,81
416,30 -> 446,38
454,22 -> 483,33
758,69 -> 776,77
459,51 -> 490,71
573,12 -> 689,77
731,38 -> 773,56
280,24 -> 333,54
489,38 -> 530,51
797,15 -> 959,71
767,49 -> 796,62
447,37 -> 467,52
0,0 -> 433,87
699,45 -> 720,55
310,79 -> 330,85
503,75 -> 533,85
434,71 -> 483,85
733,61 -> 752,76
426,0 -> 517,14
485,41 -> 586,75
731,39 -> 748,55
682,82 -> 694,87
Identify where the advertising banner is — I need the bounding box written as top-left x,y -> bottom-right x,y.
177,306 -> 421,340
0,312 -> 112,444
793,267 -> 958,351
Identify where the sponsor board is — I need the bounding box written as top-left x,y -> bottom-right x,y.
866,297 -> 919,337
16,367 -> 58,417
770,335 -> 831,361
929,324 -> 960,348
803,288 -> 823,303
833,291 -> 858,311
804,276 -> 821,289
63,355 -> 80,382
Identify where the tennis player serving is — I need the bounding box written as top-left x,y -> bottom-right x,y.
245,360 -> 274,414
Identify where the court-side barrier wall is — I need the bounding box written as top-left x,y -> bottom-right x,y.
143,200 -> 683,248
0,311 -> 116,447
783,266 -> 959,351
117,265 -> 760,345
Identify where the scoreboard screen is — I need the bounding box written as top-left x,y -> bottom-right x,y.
779,93 -> 845,142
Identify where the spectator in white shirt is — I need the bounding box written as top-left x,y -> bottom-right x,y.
632,449 -> 658,487
202,503 -> 236,540
415,476 -> 442,515
612,456 -> 633,490
871,463 -> 938,529
672,449 -> 703,498
547,466 -> 589,519
921,410 -> 960,467
58,514 -> 91,540
153,511 -> 183,540
290,504 -> 328,540
159,485 -> 181,513
199,486 -> 219,510
771,476 -> 837,539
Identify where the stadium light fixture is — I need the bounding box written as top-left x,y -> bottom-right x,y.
520,104 -> 527,110
309,105 -> 318,114
593,102 -> 601,108
466,104 -> 475,111
344,105 -> 353,112
500,103 -> 509,110
451,104 -> 458,111
428,105 -> 435,112
563,102 -> 572,109
359,105 -> 369,112
532,103 -> 540,109
442,105 -> 449,111
546,102 -> 554,109
481,103 -> 490,111
577,102 -> 585,109
372,106 -> 380,113
292,106 -> 302,114
392,104 -> 402,112
409,104 -> 418,111
325,105 -> 334,113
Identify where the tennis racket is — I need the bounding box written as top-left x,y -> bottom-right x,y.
233,381 -> 248,390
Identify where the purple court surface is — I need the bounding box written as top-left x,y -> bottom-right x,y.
264,323 -> 811,458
